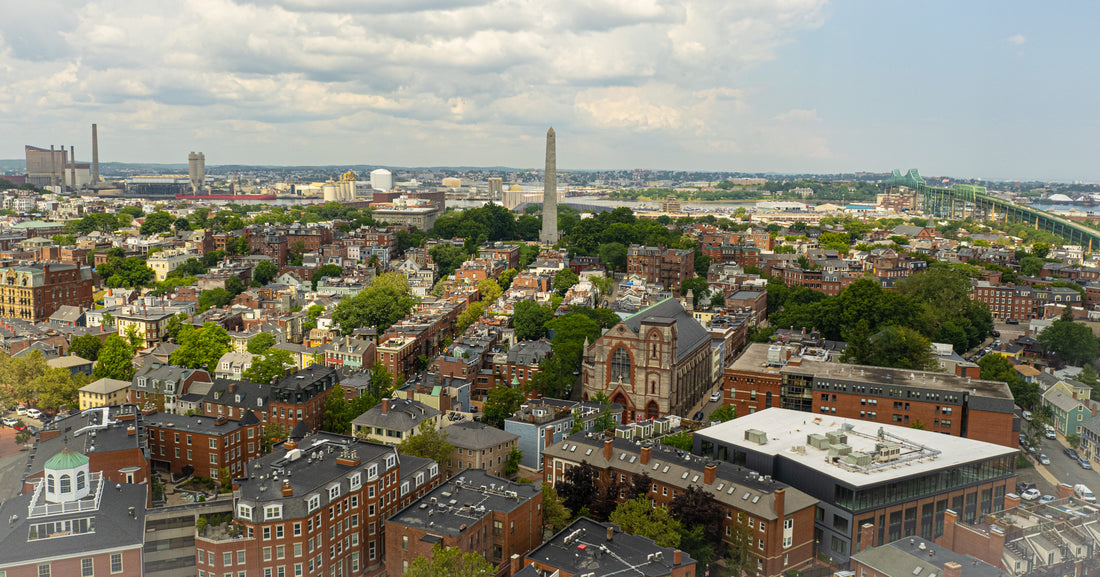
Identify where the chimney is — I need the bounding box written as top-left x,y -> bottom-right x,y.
281,478 -> 293,497
544,426 -> 554,450
1056,483 -> 1075,499
704,463 -> 717,485
773,487 -> 785,518
284,439 -> 297,450
673,549 -> 682,565
603,438 -> 613,461
942,562 -> 961,577
640,446 -> 652,465
1003,492 -> 1020,510
126,426 -> 136,436
228,382 -> 238,394
70,145 -> 76,188
606,525 -> 614,541
406,388 -> 414,400
859,522 -> 875,552
509,554 -> 522,577
91,124 -> 99,185
381,399 -> 390,414
990,525 -> 1006,561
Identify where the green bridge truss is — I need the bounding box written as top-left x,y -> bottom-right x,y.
891,169 -> 1100,251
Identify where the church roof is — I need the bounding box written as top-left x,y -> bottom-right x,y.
44,447 -> 89,470
622,297 -> 711,362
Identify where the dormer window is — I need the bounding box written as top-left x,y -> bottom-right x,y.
367,464 -> 378,481
328,484 -> 341,500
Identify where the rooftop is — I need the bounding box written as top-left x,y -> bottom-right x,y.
441,421 -> 518,450
525,516 -> 695,577
80,378 -> 132,395
852,536 -> 1003,577
694,408 -> 1017,488
387,469 -> 539,537
145,412 -> 259,436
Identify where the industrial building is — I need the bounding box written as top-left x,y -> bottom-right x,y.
693,408 -> 1018,566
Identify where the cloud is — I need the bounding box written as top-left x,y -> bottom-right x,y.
1007,34 -> 1027,46
0,0 -> 830,168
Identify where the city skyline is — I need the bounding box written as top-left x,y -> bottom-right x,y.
2,1 -> 1098,181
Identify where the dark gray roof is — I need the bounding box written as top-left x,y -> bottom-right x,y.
622,298 -> 711,362
506,339 -> 553,366
386,469 -> 539,537
201,378 -> 271,410
0,482 -> 147,567
525,516 -> 695,577
144,412 -> 258,436
441,421 -> 518,450
49,305 -> 84,323
28,406 -> 148,479
352,398 -> 440,432
851,536 -> 1003,577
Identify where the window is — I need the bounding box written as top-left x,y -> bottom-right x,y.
276,525 -> 284,538
610,347 -> 631,383
264,505 -> 282,520
349,472 -> 362,490
306,494 -> 320,512
110,553 -> 123,574
224,552 -> 232,566
209,438 -> 217,449
82,558 -> 94,577
38,565 -> 50,577
237,551 -> 245,565
238,504 -> 253,519
293,523 -> 302,537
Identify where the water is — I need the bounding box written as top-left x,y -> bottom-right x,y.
448,196 -> 781,213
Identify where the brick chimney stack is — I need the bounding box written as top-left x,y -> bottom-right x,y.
704,463 -> 717,484
603,438 -> 613,461
509,554 -> 522,576
281,478 -> 293,496
640,446 -> 652,465
773,487 -> 785,519
859,522 -> 875,552
942,562 -> 962,577
381,399 -> 390,414
673,549 -> 682,565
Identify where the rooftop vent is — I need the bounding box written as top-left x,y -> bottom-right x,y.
744,429 -> 767,445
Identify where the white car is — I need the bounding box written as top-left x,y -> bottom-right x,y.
15,406 -> 27,416
1,417 -> 16,427
1021,488 -> 1041,501
710,391 -> 722,402
25,408 -> 41,420
1038,454 -> 1050,465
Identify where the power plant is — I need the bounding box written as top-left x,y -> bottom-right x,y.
188,152 -> 206,195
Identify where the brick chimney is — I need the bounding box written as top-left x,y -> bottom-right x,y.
640,446 -> 652,465
1004,492 -> 1021,510
544,426 -> 554,450
990,526 -> 1006,562
509,554 -> 522,577
1057,483 -> 1075,499
603,438 -> 613,461
406,388 -> 415,400
381,399 -> 390,414
673,549 -> 682,565
284,440 -> 298,450
773,487 -> 785,518
859,522 -> 875,552
942,562 -> 961,577
942,510 -> 958,548
281,478 -> 293,497
704,463 -> 717,485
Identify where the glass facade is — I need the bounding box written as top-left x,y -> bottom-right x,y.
833,454 -> 1014,512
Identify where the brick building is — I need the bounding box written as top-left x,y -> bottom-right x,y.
194,432 -> 440,577
146,411 -> 263,480
523,516 -> 697,577
543,435 -> 817,577
0,262 -> 94,322
581,297 -> 713,422
626,245 -> 695,292
129,363 -> 213,414
439,420 -> 520,478
693,408 -> 1018,567
384,469 -> 542,575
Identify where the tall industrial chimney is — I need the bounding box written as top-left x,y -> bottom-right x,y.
70,145 -> 76,189
91,124 -> 100,185
50,145 -> 57,187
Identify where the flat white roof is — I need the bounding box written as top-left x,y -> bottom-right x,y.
696,408 -> 1017,487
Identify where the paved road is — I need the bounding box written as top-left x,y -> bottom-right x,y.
1018,433 -> 1100,500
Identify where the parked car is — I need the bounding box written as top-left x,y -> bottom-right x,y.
1006,319 -> 1019,325
12,423 -> 27,431
1039,494 -> 1056,504
1045,427 -> 1056,440
1022,410 -> 1032,421
991,330 -> 1000,337
1039,454 -> 1050,465
25,408 -> 41,420
710,391 -> 722,402
1080,458 -> 1093,470
692,410 -> 705,421
1021,488 -> 1041,501
0,417 -> 16,427
15,406 -> 27,416
1016,482 -> 1036,494
1066,448 -> 1080,460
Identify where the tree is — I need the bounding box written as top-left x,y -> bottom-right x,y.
609,496 -> 683,547
243,349 -> 296,384
262,423 -> 289,453
498,268 -> 518,291
591,391 -> 618,432
478,278 -> 503,303
288,240 -> 307,266
553,268 -> 580,296
429,244 -> 468,278
332,273 -> 418,334
557,461 -> 599,517
311,264 -> 343,290
1031,242 -> 1050,258
165,313 -> 189,341
661,432 -> 693,451
69,334 -> 102,362
198,288 -> 234,311
541,482 -> 571,534
101,311 -> 114,328
709,404 -> 736,422
405,543 -> 495,577
32,367 -> 88,413
482,385 -> 526,428
140,211 -> 174,235
253,260 -> 279,286
1019,255 -> 1044,277
503,448 -> 522,477
224,275 -> 245,296
123,324 -> 144,349
598,242 -> 628,271
170,323 -> 232,375
513,300 -> 552,341
1038,318 -> 1100,365
396,420 -> 455,466
52,234 -> 76,247
866,326 -> 936,370
680,276 -> 708,307
92,335 -> 135,381
247,333 -> 276,354
979,353 -> 1037,409
669,485 -> 725,564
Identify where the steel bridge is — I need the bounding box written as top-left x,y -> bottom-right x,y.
887,169 -> 1100,251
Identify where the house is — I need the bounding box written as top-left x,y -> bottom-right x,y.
439,420 -> 519,478
1041,387 -> 1097,437
129,363 -> 213,414
47,354 -> 94,376
214,350 -> 255,380
78,378 -> 131,410
350,397 -> 441,445
522,517 -> 696,577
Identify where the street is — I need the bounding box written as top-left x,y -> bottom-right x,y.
1019,433 -> 1099,499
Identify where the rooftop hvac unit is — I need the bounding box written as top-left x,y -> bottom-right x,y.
825,431 -> 848,445
874,442 -> 901,462
827,443 -> 852,457
744,429 -> 768,445
843,452 -> 873,466
807,433 -> 830,450
767,345 -> 784,364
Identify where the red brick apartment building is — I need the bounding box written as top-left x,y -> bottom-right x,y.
195,433 -> 441,577
385,469 -> 542,575
627,244 -> 695,291
146,411 -> 263,480
478,242 -> 522,269
971,280 -> 1082,322
0,262 -> 95,322
725,343 -> 1019,448
199,365 -> 339,433
543,436 -> 817,577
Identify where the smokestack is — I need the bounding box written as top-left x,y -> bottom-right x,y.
50,145 -> 57,187
70,145 -> 76,189
91,124 -> 100,185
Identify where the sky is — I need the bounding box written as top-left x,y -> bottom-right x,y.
1,0 -> 1097,180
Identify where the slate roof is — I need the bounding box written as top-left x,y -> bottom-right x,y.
525,516 -> 695,577
441,420 -> 519,450
80,378 -> 131,395
1044,389 -> 1084,412
506,339 -> 553,366
352,398 -> 440,432
49,305 -> 84,324
387,469 -> 539,537
851,536 -> 1002,577
201,379 -> 271,411
622,298 -> 711,362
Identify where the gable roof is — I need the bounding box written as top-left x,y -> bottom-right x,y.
622,298 -> 711,362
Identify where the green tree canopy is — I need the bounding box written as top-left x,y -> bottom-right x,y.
513,300 -> 553,341
429,244 -> 468,278
609,496 -> 683,548
247,333 -> 276,354
332,273 -> 417,335
553,268 -> 580,296
140,211 -> 174,235
396,420 -> 455,465
253,260 -> 279,286
1038,318 -> 1100,365
92,335 -> 135,381
170,322 -> 232,375
405,543 -> 495,577
198,288 -> 234,311
311,264 -> 343,290
482,384 -> 526,429
541,482 -> 571,534
243,349 -> 296,384
69,334 -> 103,362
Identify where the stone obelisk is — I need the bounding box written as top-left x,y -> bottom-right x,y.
540,127 -> 558,244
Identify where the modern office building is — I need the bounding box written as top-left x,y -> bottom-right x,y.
693,408 -> 1018,566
